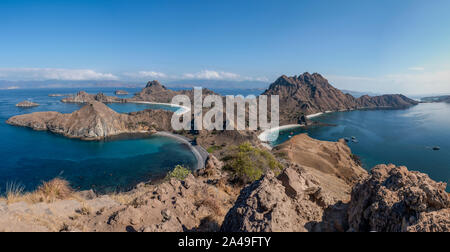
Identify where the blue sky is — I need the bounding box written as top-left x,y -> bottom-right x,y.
1,0 -> 450,94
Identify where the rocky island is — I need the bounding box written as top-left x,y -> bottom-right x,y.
61,91 -> 127,104
114,90 -> 129,95
16,101 -> 40,108
263,73 -> 418,124
7,101 -> 173,140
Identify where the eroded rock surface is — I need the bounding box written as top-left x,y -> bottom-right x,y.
348,164 -> 449,232
221,163 -> 355,232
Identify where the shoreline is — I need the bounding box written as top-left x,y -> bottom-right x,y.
258,124 -> 304,143
129,101 -> 191,115
154,131 -> 209,171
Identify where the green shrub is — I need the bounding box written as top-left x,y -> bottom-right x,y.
207,145 -> 222,153
165,165 -> 191,181
223,142 -> 283,184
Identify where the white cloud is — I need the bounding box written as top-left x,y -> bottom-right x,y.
182,70 -> 240,80
408,67 -> 425,71
181,69 -> 268,82
124,71 -> 167,79
327,69 -> 450,95
0,68 -> 118,81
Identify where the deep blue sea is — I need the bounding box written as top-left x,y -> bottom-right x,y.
0,88 -> 197,194
272,103 -> 450,185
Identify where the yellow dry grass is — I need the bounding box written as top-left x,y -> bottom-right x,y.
1,178 -> 74,204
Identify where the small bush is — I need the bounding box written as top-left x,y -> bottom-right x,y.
165,165 -> 191,181
36,178 -> 73,202
223,142 -> 283,184
207,145 -> 222,153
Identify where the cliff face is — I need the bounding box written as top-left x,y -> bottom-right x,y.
6,101 -> 173,140
262,73 -> 418,124
348,164 -> 449,232
61,91 -> 126,103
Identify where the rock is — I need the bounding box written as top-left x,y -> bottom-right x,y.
62,91 -> 126,103
7,101 -> 174,140
76,190 -> 97,200
114,90 -> 129,95
221,164 -> 351,232
347,164 -> 449,232
16,101 -> 39,107
274,134 -> 367,186
130,80 -> 217,103
262,73 -> 418,124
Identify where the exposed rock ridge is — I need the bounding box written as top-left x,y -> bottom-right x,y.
348,164 -> 449,232
61,91 -> 126,103
263,73 -> 418,124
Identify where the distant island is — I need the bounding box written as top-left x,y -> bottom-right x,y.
421,95 -> 450,103
15,101 -> 39,108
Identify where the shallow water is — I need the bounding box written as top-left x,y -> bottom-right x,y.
0,88 -> 197,193
272,103 -> 450,185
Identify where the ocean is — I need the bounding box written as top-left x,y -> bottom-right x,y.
272,103 -> 450,185
0,88 -> 197,194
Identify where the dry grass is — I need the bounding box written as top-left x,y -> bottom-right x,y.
1,178 -> 74,204
4,181 -> 25,204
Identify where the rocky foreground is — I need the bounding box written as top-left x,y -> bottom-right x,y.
0,135 -> 447,232
6,101 -> 173,140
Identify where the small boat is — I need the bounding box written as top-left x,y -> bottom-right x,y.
433,146 -> 440,151
352,139 -> 359,143
344,137 -> 350,142
351,136 -> 357,140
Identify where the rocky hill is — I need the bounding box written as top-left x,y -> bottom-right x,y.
262,73 -> 418,124
130,80 -> 217,103
221,136 -> 449,232
61,91 -> 126,103
6,101 -> 173,140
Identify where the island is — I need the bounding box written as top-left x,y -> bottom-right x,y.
114,90 -> 129,95
15,101 -> 39,108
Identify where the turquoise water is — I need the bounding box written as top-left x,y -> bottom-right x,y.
272,103 -> 450,185
0,88 -> 197,194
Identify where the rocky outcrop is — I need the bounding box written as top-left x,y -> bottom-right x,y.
221,135 -> 368,232
222,162 -> 449,232
61,91 -> 126,103
274,134 -> 367,186
130,80 -> 217,103
262,73 -> 418,124
114,90 -> 129,95
6,101 -> 173,140
16,101 -> 39,107
221,164 -> 353,232
347,164 -> 449,232
0,155 -> 239,232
